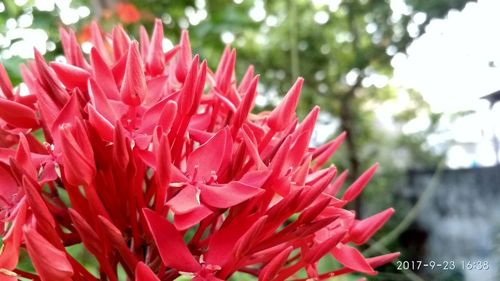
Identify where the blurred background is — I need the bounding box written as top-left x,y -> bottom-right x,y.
1,0 -> 499,280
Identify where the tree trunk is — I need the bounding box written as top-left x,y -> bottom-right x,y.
339,89 -> 362,216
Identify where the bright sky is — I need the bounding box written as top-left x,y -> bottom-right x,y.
394,0 -> 500,113
393,0 -> 500,167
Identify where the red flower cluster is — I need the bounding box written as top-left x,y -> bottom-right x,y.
0,20 -> 398,281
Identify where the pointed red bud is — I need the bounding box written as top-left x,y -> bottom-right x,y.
120,42 -> 147,106
342,163 -> 378,202
50,62 -> 90,90
313,132 -> 347,170
90,21 -> 107,59
287,106 -> 320,167
268,77 -> 304,131
112,25 -> 131,60
258,246 -> 293,281
350,208 -> 395,245
178,55 -> 200,113
325,170 -> 349,196
217,49 -> 236,95
366,252 -> 400,269
237,65 -> 255,94
0,98 -> 38,129
153,128 -> 171,212
24,228 -> 74,281
0,202 -> 27,271
34,49 -> 69,108
90,48 -> 120,100
146,19 -> 165,76
0,64 -> 14,99
68,208 -> 102,257
232,75 -> 259,135
59,28 -> 87,68
331,243 -> 376,275
98,215 -> 139,272
175,30 -> 192,83
59,121 -> 96,186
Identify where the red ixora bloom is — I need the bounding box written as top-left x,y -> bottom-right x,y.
0,19 -> 398,280
116,3 -> 141,24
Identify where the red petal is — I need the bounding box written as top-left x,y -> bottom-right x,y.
135,262 -> 160,281
205,215 -> 259,266
240,126 -> 266,170
90,48 -> 120,100
50,62 -> 90,90
166,184 -> 201,214
50,92 -> 81,150
142,209 -> 201,272
239,169 -> 271,188
187,128 -> 229,181
144,75 -> 168,106
88,78 -> 117,122
15,134 -> 36,179
200,181 -> 264,209
293,155 -> 311,186
0,98 -> 38,128
0,164 -> 19,212
24,228 -> 74,281
88,105 -> 114,141
23,176 -> 55,230
172,205 -> 212,230
140,98 -> 177,134
331,243 -> 376,275
0,202 -> 26,270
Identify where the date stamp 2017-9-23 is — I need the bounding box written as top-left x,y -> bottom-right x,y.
396,260 -> 490,271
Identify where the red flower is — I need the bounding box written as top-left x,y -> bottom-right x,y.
116,3 -> 141,24
0,19 -> 398,280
